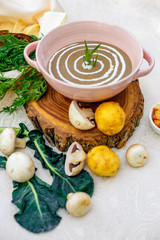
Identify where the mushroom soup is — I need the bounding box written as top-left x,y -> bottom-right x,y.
48,41 -> 132,86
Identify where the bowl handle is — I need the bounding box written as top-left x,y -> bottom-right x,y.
134,49 -> 155,79
24,41 -> 41,72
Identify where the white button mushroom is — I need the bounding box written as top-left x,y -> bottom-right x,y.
69,100 -> 95,130
65,142 -> 86,176
126,144 -> 148,167
0,128 -> 26,155
66,192 -> 91,217
6,152 -> 35,182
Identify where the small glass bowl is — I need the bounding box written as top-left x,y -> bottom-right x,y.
149,104 -> 160,135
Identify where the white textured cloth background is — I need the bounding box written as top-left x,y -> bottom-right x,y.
0,0 -> 160,239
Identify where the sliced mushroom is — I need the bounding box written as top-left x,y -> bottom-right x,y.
0,128 -> 26,155
65,142 -> 86,176
69,100 -> 95,130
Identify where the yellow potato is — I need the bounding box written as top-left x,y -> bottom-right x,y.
23,24 -> 40,37
13,19 -> 27,33
95,102 -> 126,135
0,22 -> 14,32
87,145 -> 120,177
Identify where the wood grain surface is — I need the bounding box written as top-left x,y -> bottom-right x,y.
25,80 -> 144,152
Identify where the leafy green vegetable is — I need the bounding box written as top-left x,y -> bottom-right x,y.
50,158 -> 94,208
0,156 -> 7,168
83,40 -> 101,67
0,68 -> 47,114
0,157 -> 61,233
0,34 -> 47,114
27,129 -> 94,208
0,76 -> 16,100
0,34 -> 36,72
16,123 -> 29,138
12,176 -> 61,233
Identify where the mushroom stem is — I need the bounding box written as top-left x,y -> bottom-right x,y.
82,108 -> 95,118
15,138 -> 26,149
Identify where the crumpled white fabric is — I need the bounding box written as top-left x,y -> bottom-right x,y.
0,0 -> 64,24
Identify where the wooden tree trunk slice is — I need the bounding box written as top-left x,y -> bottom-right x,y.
25,80 -> 144,152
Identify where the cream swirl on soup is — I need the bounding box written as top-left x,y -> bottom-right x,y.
48,41 -> 132,86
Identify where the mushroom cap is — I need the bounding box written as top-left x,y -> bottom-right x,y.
66,192 -> 91,217
65,142 -> 86,176
69,100 -> 95,130
0,128 -> 16,155
6,152 -> 35,182
126,144 -> 148,167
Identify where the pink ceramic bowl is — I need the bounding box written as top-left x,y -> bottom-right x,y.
24,21 -> 155,102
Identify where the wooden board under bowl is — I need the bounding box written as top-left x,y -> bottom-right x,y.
25,80 -> 144,152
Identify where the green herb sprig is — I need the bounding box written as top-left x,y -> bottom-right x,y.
0,68 -> 47,114
0,34 -> 35,72
83,40 -> 101,67
0,34 -> 47,114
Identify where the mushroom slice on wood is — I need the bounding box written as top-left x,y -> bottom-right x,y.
65,142 -> 86,176
69,100 -> 95,130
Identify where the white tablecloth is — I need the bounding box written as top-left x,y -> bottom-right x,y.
0,0 -> 160,239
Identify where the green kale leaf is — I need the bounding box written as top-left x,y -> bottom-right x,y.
27,129 -> 94,208
0,156 -> 7,168
0,157 -> 61,233
12,176 -> 61,233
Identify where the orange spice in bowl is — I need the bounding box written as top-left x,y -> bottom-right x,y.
152,104 -> 160,128
149,104 -> 160,134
